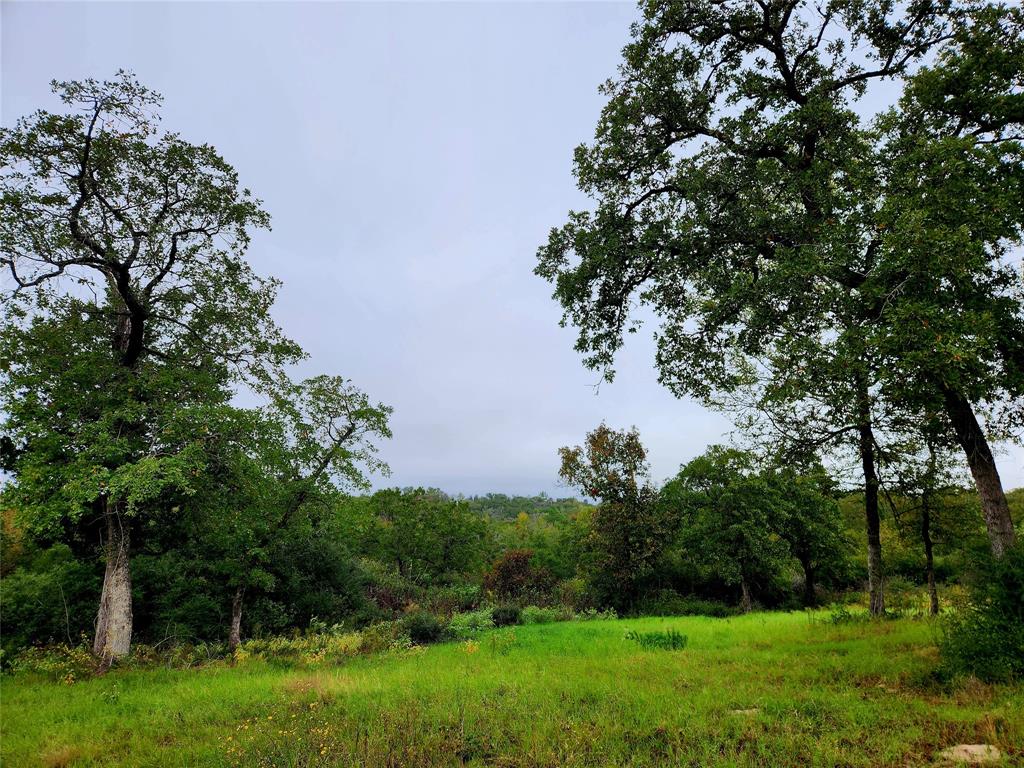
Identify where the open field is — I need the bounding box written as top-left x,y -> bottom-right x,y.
2,612 -> 1022,767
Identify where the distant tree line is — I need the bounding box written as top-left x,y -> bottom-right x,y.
3,430 -> 1010,663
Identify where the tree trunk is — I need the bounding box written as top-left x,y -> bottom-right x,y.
93,505 -> 132,664
739,577 -> 752,613
921,503 -> 939,616
801,560 -> 816,607
228,587 -> 244,653
940,384 -> 1017,557
857,415 -> 885,617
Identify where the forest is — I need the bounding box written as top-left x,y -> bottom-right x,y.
1,0 -> 1023,765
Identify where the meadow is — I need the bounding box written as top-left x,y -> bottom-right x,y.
3,611 -> 1022,767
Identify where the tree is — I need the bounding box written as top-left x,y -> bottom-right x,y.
483,549 -> 556,604
774,465 -> 847,606
731,320 -> 892,613
870,10 -> 1024,556
535,0 -> 1022,571
0,301 -> 235,661
882,437 -> 979,615
1,72 -> 300,662
356,488 -> 489,585
558,424 -> 676,610
663,447 -> 791,611
228,376 -> 390,650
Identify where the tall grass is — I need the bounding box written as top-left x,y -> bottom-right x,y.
2,612 -> 1022,767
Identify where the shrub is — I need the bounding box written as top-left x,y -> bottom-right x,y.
492,605 -> 522,627
625,629 -> 688,651
422,584 -> 481,616
940,548 -> 1024,682
307,616 -> 348,636
403,611 -> 444,644
359,558 -> 424,614
238,631 -> 361,667
4,641 -> 97,682
638,590 -> 737,618
483,549 -> 555,604
446,608 -> 495,639
578,607 -> 618,621
358,620 -> 409,654
132,641 -> 226,669
552,577 -> 590,611
521,605 -> 567,624
826,603 -> 868,625
883,576 -> 922,616
0,546 -> 100,659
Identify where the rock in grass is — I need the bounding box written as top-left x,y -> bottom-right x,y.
730,708 -> 759,716
938,744 -> 1001,764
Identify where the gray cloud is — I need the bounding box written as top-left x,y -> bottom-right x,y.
4,1 -> 1021,496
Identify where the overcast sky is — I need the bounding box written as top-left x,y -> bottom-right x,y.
4,1 -> 1022,497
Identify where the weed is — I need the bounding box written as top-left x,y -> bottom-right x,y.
624,628 -> 688,650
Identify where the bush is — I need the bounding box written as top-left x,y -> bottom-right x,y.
638,590 -> 737,618
446,608 -> 495,639
940,548 -> 1024,682
4,641 -> 97,682
359,558 -> 425,614
483,549 -> 555,604
578,607 -> 618,621
521,605 -> 566,624
552,577 -> 590,611
625,628 -> 688,651
826,603 -> 868,625
358,620 -> 410,654
238,631 -> 361,667
0,546 -> 100,659
403,611 -> 443,644
492,605 -> 522,627
422,584 -> 481,616
883,575 -> 923,616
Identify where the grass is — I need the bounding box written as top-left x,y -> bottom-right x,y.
2,612 -> 1022,767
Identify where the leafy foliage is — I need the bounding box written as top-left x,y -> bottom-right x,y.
940,548 -> 1024,682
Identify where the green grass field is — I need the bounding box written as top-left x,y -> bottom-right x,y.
2,612 -> 1022,767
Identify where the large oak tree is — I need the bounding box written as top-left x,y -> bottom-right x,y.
1,73 -> 307,661
536,0 -> 1022,596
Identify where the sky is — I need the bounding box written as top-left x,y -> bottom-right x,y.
3,1 -> 1022,498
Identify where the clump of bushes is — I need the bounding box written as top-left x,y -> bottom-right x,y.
422,584 -> 481,616
357,620 -> 410,654
882,576 -> 924,616
940,549 -> 1024,682
403,611 -> 444,644
446,608 -> 495,639
483,549 -> 555,605
492,605 -> 522,627
577,607 -> 618,621
3,641 -> 98,683
520,606 -> 562,624
0,545 -> 101,661
6,639 -> 229,681
239,630 -> 363,666
826,604 -> 869,625
638,590 -> 737,618
625,628 -> 688,651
